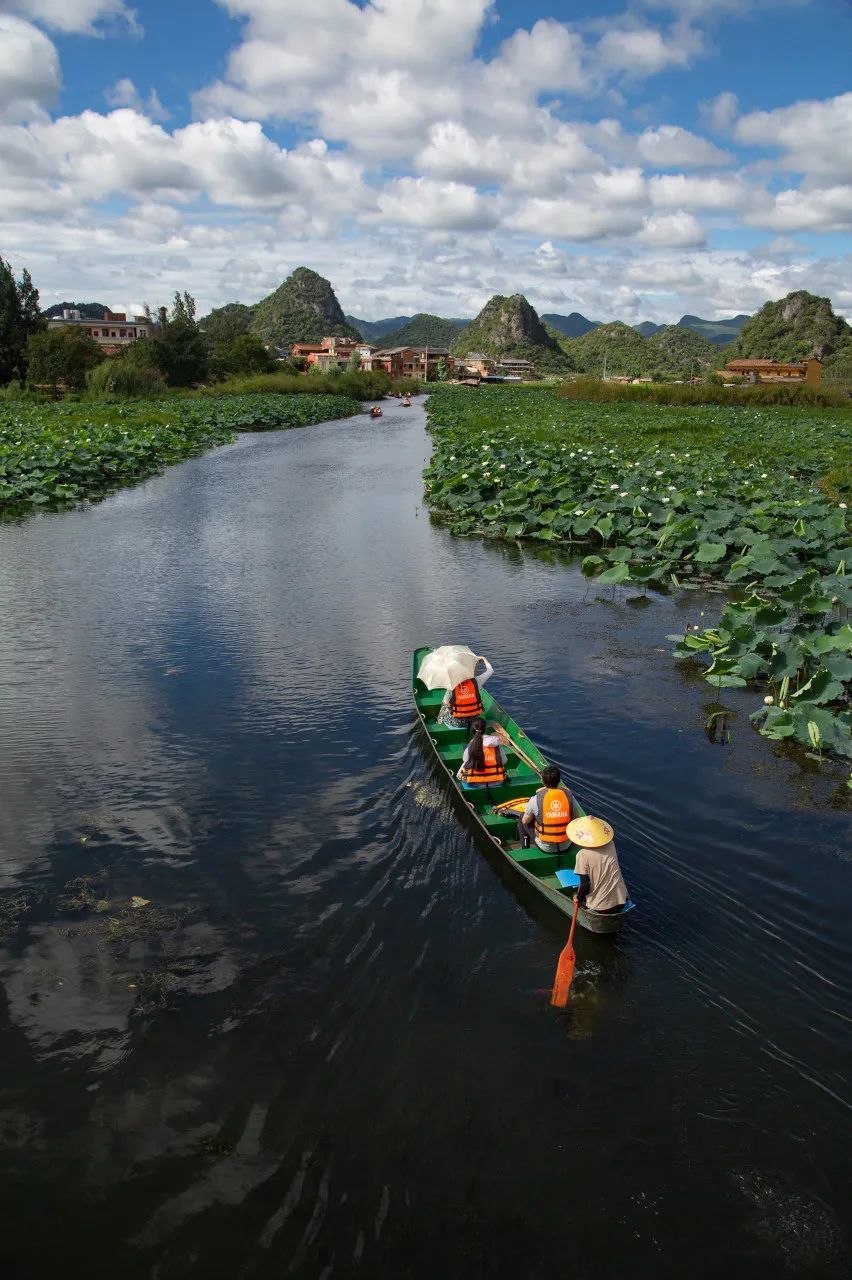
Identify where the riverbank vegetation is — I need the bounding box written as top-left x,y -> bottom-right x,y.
0,393 -> 360,517
556,376 -> 849,408
423,386 -> 852,759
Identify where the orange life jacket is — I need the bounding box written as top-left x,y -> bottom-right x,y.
449,678 -> 483,720
462,744 -> 507,786
535,787 -> 573,844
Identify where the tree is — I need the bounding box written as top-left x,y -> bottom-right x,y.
346,349 -> 362,373
209,334 -> 276,380
27,327 -> 102,391
436,357 -> 450,381
154,291 -> 208,386
0,256 -> 45,384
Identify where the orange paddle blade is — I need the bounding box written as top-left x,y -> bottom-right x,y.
550,941 -> 576,1007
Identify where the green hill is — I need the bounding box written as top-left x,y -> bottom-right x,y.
43,301 -> 111,320
376,313 -> 468,350
250,268 -> 361,347
198,302 -> 254,345
453,294 -> 571,372
541,311 -> 600,338
560,322 -> 649,377
346,314 -> 412,340
733,291 -> 851,361
679,313 -> 749,344
646,326 -> 717,376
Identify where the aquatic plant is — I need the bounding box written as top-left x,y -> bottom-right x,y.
0,393 -> 361,517
424,386 -> 852,757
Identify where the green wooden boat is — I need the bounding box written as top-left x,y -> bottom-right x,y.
412,646 -> 634,935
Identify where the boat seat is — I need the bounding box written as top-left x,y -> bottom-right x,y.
479,811 -> 519,838
416,690 -> 446,718
428,723 -> 467,744
509,847 -> 560,875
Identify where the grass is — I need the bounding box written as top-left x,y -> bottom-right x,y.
557,375 -> 851,408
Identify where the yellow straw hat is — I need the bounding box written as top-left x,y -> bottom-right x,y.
566,816 -> 614,848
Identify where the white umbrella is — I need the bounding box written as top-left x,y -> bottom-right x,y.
417,645 -> 481,691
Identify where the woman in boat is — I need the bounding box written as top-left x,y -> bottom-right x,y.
518,766 -> 574,854
438,656 -> 494,728
568,816 -> 628,914
457,717 -> 507,789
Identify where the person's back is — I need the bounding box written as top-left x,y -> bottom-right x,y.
520,766 -> 574,852
567,817 -> 628,913
458,718 -> 507,787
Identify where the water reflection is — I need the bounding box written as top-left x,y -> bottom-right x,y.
0,401 -> 849,1278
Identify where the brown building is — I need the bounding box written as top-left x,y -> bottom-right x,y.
371,347 -> 454,379
720,357 -> 822,385
47,308 -> 151,355
291,336 -> 376,371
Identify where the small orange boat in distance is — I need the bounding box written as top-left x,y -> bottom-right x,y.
370,406 -> 383,418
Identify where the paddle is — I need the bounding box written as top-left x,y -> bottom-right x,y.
551,894 -> 580,1008
491,723 -> 543,779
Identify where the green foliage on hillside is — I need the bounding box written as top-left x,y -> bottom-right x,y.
198,302 -> 254,345
251,267 -> 361,346
734,291 -> 852,361
560,322 -> 649,377
376,313 -> 468,350
1,257 -> 44,384
452,294 -> 570,371
42,301 -> 111,321
647,325 -> 717,374
541,312 -> 599,337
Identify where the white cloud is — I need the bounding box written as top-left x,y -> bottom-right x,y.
488,18 -> 587,93
735,92 -> 852,182
596,21 -> 702,76
0,15 -> 59,122
638,210 -> 705,247
105,78 -> 169,122
0,0 -> 138,35
649,172 -> 748,210
375,177 -> 499,232
751,184 -> 852,234
701,90 -> 738,133
637,124 -> 731,168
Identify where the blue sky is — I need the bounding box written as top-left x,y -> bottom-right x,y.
1,0 -> 851,323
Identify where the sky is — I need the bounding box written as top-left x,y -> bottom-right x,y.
0,0 -> 851,325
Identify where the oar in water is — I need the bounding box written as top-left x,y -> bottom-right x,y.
551,894 -> 580,1008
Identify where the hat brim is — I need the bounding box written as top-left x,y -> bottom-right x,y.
566,818 -> 614,848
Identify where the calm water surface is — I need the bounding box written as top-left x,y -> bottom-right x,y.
0,399 -> 849,1280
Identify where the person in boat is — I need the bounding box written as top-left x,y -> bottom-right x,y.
457,717 -> 507,789
518,766 -> 574,853
567,816 -> 628,914
370,405 -> 382,417
438,656 -> 494,728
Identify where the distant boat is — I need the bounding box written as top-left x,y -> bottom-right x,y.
370,406 -> 383,418
402,397 -> 412,407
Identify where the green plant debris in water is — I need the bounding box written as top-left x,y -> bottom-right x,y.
423,386 -> 852,758
0,393 -> 361,517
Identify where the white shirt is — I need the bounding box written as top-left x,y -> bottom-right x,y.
440,658 -> 494,712
457,734 -> 506,778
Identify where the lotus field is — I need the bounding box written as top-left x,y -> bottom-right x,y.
0,393 -> 361,518
424,387 -> 852,759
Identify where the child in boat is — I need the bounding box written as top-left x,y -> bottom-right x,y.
568,817 -> 628,914
457,718 -> 507,788
437,656 -> 494,728
518,766 -> 575,853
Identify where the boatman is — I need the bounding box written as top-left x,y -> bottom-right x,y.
438,655 -> 494,729
567,816 -> 628,914
519,766 -> 574,854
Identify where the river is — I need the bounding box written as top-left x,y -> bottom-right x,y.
0,398 -> 849,1280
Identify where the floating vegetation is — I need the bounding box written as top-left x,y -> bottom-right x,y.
0,392 -> 361,517
424,386 -> 852,758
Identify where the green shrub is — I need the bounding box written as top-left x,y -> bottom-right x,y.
556,376 -> 848,408
201,369 -> 392,401
87,358 -> 168,399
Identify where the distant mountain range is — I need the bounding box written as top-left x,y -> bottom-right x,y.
190,270 -> 849,380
